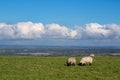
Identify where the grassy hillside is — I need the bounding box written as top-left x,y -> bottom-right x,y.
0,56 -> 119,80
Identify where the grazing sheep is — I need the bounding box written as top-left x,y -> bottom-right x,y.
79,56 -> 93,66
89,53 -> 95,57
66,57 -> 76,66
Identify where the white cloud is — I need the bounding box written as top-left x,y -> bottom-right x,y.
106,24 -> 120,39
15,22 -> 45,39
0,23 -> 14,39
0,22 -> 120,40
45,23 -> 77,38
69,30 -> 77,38
84,23 -> 111,39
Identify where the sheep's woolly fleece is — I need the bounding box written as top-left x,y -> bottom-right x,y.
80,56 -> 93,64
67,57 -> 76,65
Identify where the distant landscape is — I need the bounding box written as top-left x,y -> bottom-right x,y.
0,45 -> 120,56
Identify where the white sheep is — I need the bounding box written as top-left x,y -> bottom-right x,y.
79,56 -> 93,66
66,57 -> 76,66
89,53 -> 95,57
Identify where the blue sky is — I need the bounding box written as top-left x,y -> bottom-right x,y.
0,0 -> 120,26
0,0 -> 120,46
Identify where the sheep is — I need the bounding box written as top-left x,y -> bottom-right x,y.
89,53 -> 95,57
79,56 -> 93,66
66,57 -> 76,66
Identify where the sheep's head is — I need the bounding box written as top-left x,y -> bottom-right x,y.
79,63 -> 82,66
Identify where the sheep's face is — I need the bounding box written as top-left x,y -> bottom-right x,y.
79,63 -> 86,66
79,63 -> 83,66
67,63 -> 70,66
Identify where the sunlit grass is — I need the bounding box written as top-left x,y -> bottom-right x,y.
0,56 -> 119,80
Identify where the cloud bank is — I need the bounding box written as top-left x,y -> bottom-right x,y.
0,22 -> 120,40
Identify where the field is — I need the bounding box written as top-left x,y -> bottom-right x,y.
0,56 -> 119,80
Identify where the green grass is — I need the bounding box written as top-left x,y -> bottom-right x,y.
0,56 -> 119,80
